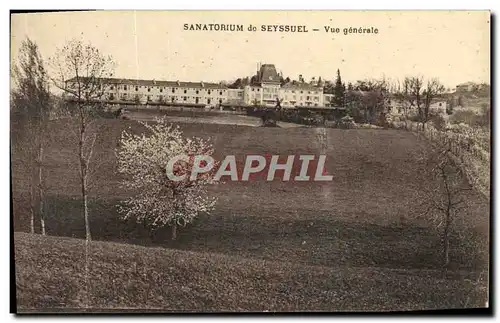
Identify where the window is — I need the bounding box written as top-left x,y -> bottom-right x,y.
208,90 -> 211,95
439,103 -> 442,106
124,85 -> 127,91
172,88 -> 175,93
147,95 -> 151,101
252,88 -> 254,92
219,99 -> 222,104
111,86 -> 114,90
160,88 -> 163,93
148,87 -> 151,92
183,96 -> 187,101
300,91 -> 303,94
184,89 -> 187,94
207,98 -> 211,104
195,97 -> 199,104
135,86 -> 138,91
196,90 -> 199,95
219,91 -> 223,95
109,93 -> 114,100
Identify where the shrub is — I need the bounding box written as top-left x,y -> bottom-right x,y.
336,115 -> 356,129
429,113 -> 447,131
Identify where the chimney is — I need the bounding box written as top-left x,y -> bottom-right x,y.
176,80 -> 180,86
153,79 -> 156,85
201,81 -> 205,88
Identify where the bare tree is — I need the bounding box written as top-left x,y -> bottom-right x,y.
49,39 -> 115,308
407,76 -> 424,129
418,145 -> 471,267
349,78 -> 389,124
393,78 -> 413,130
49,39 -> 116,242
422,78 -> 446,129
403,76 -> 445,130
11,38 -> 51,235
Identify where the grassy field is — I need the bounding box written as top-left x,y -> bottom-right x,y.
14,232 -> 487,312
11,117 -> 489,311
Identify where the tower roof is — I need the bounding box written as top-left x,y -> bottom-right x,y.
258,64 -> 280,84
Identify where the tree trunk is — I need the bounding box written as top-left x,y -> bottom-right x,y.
79,126 -> 91,242
84,236 -> 91,308
82,177 -> 91,241
79,126 -> 92,308
171,223 -> 177,240
38,142 -> 45,235
29,179 -> 35,234
443,220 -> 450,267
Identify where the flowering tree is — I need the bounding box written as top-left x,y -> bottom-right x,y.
117,117 -> 219,240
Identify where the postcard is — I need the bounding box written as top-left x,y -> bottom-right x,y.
10,10 -> 490,313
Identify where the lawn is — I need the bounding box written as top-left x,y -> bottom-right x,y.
11,117 -> 490,311
14,232 -> 487,312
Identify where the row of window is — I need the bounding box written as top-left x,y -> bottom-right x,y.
282,102 -> 320,107
248,88 -> 319,95
263,87 -> 279,93
106,85 -> 226,96
283,90 -> 320,95
107,93 -> 223,104
108,92 -> 226,99
284,95 -> 320,102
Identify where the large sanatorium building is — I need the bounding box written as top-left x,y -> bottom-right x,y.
65,63 -> 447,114
66,63 -> 335,108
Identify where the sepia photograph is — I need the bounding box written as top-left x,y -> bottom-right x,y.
10,10 -> 491,313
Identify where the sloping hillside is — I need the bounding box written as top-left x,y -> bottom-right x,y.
14,233 -> 487,312
11,118 -> 489,311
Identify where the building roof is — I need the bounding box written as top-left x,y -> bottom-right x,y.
257,64 -> 280,84
456,82 -> 476,87
66,77 -> 228,89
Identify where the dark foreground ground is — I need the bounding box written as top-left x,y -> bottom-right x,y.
11,118 -> 490,312
14,233 -> 488,312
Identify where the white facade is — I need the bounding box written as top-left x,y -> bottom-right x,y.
106,82 -> 229,106
232,83 -> 325,107
387,98 -> 447,116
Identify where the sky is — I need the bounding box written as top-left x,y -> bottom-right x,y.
10,10 -> 490,89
